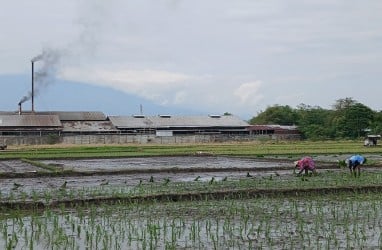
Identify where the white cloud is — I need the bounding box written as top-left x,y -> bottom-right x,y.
1,0 -> 382,118
173,91 -> 187,105
60,65 -> 265,115
61,67 -> 191,103
234,81 -> 263,105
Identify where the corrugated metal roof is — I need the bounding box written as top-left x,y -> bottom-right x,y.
109,115 -> 249,128
38,111 -> 107,121
109,116 -> 155,128
0,115 -> 62,127
0,111 -> 15,115
62,121 -> 117,132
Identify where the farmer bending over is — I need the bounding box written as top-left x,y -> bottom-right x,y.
346,155 -> 366,177
294,156 -> 316,176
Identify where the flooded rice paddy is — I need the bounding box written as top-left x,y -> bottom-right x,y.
0,157 -> 292,195
1,194 -> 382,249
40,156 -> 287,172
1,155 -> 382,249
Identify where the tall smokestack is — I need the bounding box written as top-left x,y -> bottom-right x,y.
31,60 -> 34,113
18,102 -> 22,115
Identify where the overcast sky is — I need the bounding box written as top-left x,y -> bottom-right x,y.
0,0 -> 381,119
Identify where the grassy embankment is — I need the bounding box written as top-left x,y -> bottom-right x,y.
1,140 -> 381,159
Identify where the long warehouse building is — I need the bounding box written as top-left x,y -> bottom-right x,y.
0,111 -> 250,145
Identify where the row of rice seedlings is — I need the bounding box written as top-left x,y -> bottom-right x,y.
0,192 -> 381,249
2,170 -> 382,207
2,140 -> 378,159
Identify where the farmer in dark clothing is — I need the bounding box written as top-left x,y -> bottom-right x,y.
346,155 -> 367,177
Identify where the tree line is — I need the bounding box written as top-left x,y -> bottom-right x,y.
249,97 -> 382,140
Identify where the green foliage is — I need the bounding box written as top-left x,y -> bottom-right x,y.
368,111 -> 382,134
333,102 -> 374,138
250,97 -> 380,140
338,160 -> 347,168
0,141 -> 380,160
332,97 -> 357,110
249,105 -> 298,125
295,104 -> 334,139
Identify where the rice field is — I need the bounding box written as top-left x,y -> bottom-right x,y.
1,193 -> 382,249
0,142 -> 382,249
2,140 -> 381,160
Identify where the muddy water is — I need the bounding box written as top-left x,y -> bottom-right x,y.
0,157 -> 293,197
0,160 -> 40,173
41,156 -> 288,172
0,155 -> 376,197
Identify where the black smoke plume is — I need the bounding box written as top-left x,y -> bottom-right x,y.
19,48 -> 61,105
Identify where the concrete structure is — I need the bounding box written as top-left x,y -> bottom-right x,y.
364,135 -> 381,146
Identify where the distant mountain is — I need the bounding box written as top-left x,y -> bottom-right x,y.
0,74 -> 205,116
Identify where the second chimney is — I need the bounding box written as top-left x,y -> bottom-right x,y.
18,102 -> 22,115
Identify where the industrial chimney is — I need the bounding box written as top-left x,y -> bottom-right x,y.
18,102 -> 22,115
31,60 -> 34,113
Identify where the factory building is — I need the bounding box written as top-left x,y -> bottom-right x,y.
0,111 -> 250,145
39,111 -> 117,135
0,58 -> 301,145
0,112 -> 62,135
109,114 -> 249,136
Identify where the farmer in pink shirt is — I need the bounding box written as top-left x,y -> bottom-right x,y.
294,156 -> 316,175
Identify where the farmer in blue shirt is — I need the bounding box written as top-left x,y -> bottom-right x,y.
346,155 -> 367,177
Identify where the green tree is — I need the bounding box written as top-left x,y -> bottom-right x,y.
370,111 -> 382,134
332,97 -> 357,111
333,101 -> 374,138
295,104 -> 334,139
249,97 -> 378,140
249,105 -> 298,125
